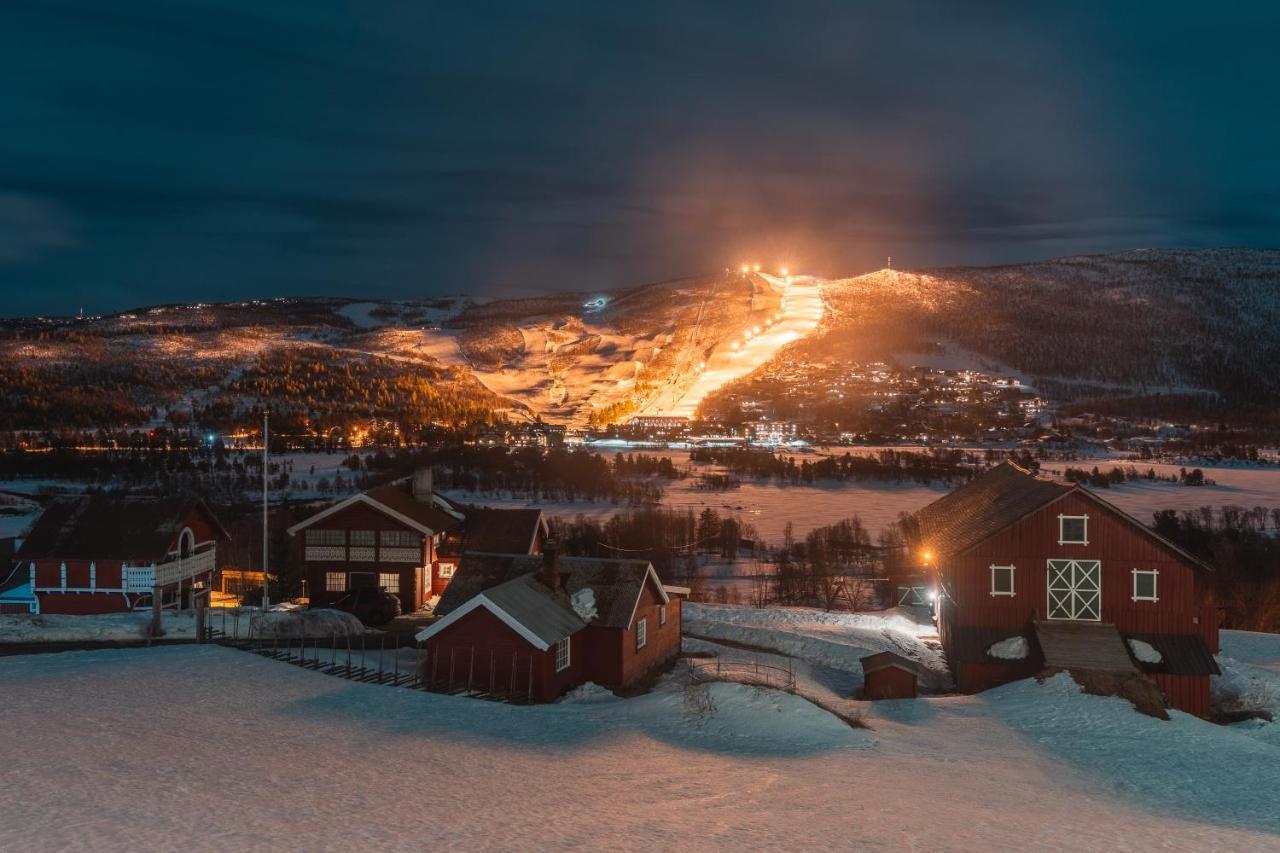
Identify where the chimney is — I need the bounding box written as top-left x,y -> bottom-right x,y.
542,539 -> 561,592
412,468 -> 433,503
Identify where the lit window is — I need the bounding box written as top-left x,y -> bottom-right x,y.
437,563 -> 456,579
1132,569 -> 1158,602
990,564 -> 1015,597
379,572 -> 400,594
1059,515 -> 1089,545
306,529 -> 345,546
555,637 -> 570,672
325,572 -> 346,592
635,617 -> 647,651
659,603 -> 668,626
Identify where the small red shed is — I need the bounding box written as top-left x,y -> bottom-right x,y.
861,651 -> 921,700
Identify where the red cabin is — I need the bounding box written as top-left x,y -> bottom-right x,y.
861,651 -> 921,700
0,496 -> 229,615
915,462 -> 1220,718
417,545 -> 683,701
287,469 -> 547,614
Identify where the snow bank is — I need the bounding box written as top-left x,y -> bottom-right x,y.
1128,638 -> 1163,664
249,608 -> 365,639
0,611 -> 197,643
989,636 -> 1029,660
4,645 -> 1278,849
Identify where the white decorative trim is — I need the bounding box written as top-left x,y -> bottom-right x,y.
624,564 -> 671,630
1057,514 -> 1089,546
1131,568 -> 1159,602
989,564 -> 1016,597
416,593 -> 556,651
286,493 -> 437,538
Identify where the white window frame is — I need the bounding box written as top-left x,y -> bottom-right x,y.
379,572 -> 400,594
659,603 -> 668,626
325,571 -> 347,593
1058,514 -> 1089,546
989,564 -> 1016,597
635,617 -> 648,651
1131,568 -> 1159,602
555,637 -> 571,672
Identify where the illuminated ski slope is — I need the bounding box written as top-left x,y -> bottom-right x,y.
658,274 -> 824,418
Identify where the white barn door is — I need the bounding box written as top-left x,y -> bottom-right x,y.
1046,559 -> 1101,621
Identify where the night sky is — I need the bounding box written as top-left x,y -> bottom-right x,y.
2,1 -> 1277,317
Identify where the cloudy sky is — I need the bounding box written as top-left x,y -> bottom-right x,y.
2,1 -> 1277,316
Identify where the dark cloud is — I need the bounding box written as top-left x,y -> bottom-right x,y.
0,0 -> 1277,315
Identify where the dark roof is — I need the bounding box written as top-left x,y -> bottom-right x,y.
917,462 -> 1214,572
1034,620 -> 1137,674
440,507 -> 545,557
362,479 -> 463,534
946,625 -> 1042,665
435,552 -> 656,630
481,573 -> 587,646
1126,633 -> 1220,676
860,651 -> 923,677
916,462 -> 1072,557
14,496 -> 228,562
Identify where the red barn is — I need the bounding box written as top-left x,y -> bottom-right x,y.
0,496 -> 229,615
287,469 -> 547,614
916,462 -> 1220,718
416,545 -> 682,701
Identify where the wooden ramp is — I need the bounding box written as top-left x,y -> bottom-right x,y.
1033,620 -> 1136,674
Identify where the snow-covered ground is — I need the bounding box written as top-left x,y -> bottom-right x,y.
684,602 -> 950,689
5,643 -> 1280,850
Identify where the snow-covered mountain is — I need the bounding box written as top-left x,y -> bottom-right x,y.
2,249 -> 1276,434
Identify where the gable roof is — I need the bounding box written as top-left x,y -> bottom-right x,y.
442,508 -> 547,556
432,552 -> 663,631
916,462 -> 1072,557
860,651 -> 924,677
14,496 -> 229,562
286,477 -> 463,538
419,573 -> 588,650
915,461 -> 1213,572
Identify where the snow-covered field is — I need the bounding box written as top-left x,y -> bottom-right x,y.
5,639 -> 1280,851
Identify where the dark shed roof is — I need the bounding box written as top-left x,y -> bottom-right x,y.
946,626 -> 1042,665
15,496 -> 228,562
481,574 -> 588,646
1126,633 -> 1220,676
435,552 -> 656,630
444,508 -> 545,556
860,651 -> 924,677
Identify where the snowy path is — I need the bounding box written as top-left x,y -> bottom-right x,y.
4,645 -> 1280,851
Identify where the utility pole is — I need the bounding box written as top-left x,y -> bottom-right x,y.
262,410 -> 270,611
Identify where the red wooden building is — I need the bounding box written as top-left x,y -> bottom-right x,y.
286,469 -> 547,614
915,461 -> 1220,718
416,545 -> 683,701
0,496 -> 229,615
861,651 -> 921,700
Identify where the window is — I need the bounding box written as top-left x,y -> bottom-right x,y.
350,530 -> 376,546
1058,514 -> 1089,545
307,529 -> 345,546
1132,569 -> 1158,602
380,530 -> 418,548
437,563 -> 456,579
350,529 -> 376,561
635,617 -> 648,651
379,572 -> 400,594
555,637 -> 571,672
990,564 -> 1016,597
659,603 -> 668,626
325,572 -> 347,593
